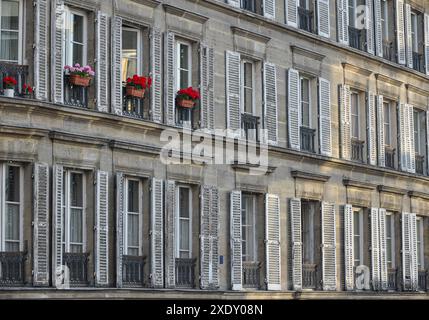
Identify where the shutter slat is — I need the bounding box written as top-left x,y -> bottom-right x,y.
337,0 -> 349,44
265,194 -> 281,290
370,208 -> 381,290
405,3 -> 413,68
52,165 -> 64,288
111,17 -> 123,114
377,96 -> 386,167
321,202 -> 337,291
407,104 -> 416,173
51,0 -> 64,104
409,213 -> 418,291
317,0 -> 330,38
366,0 -> 375,55
396,0 -> 406,64
399,103 -> 408,171
264,62 -> 278,145
210,187 -> 220,288
96,12 -> 109,112
263,0 -> 275,20
116,172 -> 125,288
402,212 -> 412,290
165,32 -> 176,126
319,78 -> 332,156
340,85 -> 352,160
379,208 -> 388,290
151,28 -> 163,123
200,45 -> 215,131
230,190 -> 242,290
226,51 -> 241,136
286,0 -> 298,28
374,0 -> 383,57
95,171 -> 109,286
367,92 -> 377,166
165,180 -> 176,288
34,0 -> 49,100
290,198 -> 302,290
288,68 -> 300,150
344,204 -> 354,291
151,178 -> 164,288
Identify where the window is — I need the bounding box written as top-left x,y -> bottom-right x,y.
176,41 -> 192,91
121,28 -> 142,82
381,0 -> 388,41
299,0 -> 309,9
125,179 -> 142,256
386,213 -> 395,269
300,77 -> 311,128
242,0 -> 256,12
241,60 -> 254,115
351,92 -> 359,139
241,194 -> 256,262
411,12 -> 418,53
64,8 -> 87,66
383,102 -> 391,146
416,217 -> 424,271
302,201 -> 316,264
353,209 -> 363,267
348,0 -> 356,28
414,109 -> 421,155
0,0 -> 22,63
177,186 -> 192,259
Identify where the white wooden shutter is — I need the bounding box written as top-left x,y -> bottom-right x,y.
290,198 -> 302,291
210,187 -> 219,288
226,51 -> 241,136
405,3 -> 413,68
425,14 -> 429,75
265,194 -> 281,291
343,204 -> 354,291
95,171 -> 109,286
115,172 -> 125,288
151,178 -> 164,288
407,104 -> 416,174
319,78 -> 332,156
227,0 -> 240,8
34,0 -> 49,100
286,0 -> 298,28
374,0 -> 383,57
200,45 -> 215,131
370,208 -> 381,290
51,0 -> 64,104
377,95 -> 386,167
52,165 -> 64,288
317,0 -> 331,38
111,16 -> 122,115
409,213 -> 418,291
366,0 -> 375,55
337,0 -> 349,44
399,103 -> 408,171
321,202 -> 337,291
33,163 -> 49,286
263,0 -> 275,20
340,85 -> 352,160
165,32 -> 176,126
427,111 -> 429,174
264,62 -> 278,145
288,68 -> 300,150
378,208 -> 388,291
96,12 -> 109,112
165,180 -> 176,288
396,0 -> 406,65
402,212 -> 412,290
150,28 -> 163,123
367,92 -> 377,166
230,190 -> 242,291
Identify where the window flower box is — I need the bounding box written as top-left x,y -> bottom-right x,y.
177,98 -> 195,108
176,87 -> 200,109
126,75 -> 152,98
64,64 -> 95,87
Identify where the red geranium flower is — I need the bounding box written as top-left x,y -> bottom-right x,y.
126,75 -> 152,90
3,76 -> 17,89
177,87 -> 200,101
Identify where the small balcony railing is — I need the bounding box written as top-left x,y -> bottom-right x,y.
0,252 -> 26,286
385,147 -> 395,169
412,52 -> 424,73
303,264 -> 318,289
348,26 -> 366,51
241,113 -> 260,141
123,255 -> 145,287
351,139 -> 365,163
243,261 -> 260,288
382,41 -> 395,62
300,126 -> 316,153
241,0 -> 256,13
416,154 -> 424,175
64,75 -> 89,108
176,106 -> 193,129
175,258 -> 196,288
418,270 -> 427,291
298,7 -> 313,33
63,252 -> 89,286
0,62 -> 29,97
387,268 -> 398,291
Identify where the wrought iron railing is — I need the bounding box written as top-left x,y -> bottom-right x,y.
123,255 -> 145,287
383,41 -> 395,62
351,139 -> 365,163
64,75 -> 89,108
175,258 -> 196,288
123,96 -> 149,120
0,62 -> 29,97
241,0 -> 256,13
243,261 -> 260,288
387,268 -> 398,291
176,106 -> 193,129
300,126 -> 316,153
413,52 -> 424,73
63,252 -> 89,286
348,26 -> 366,51
298,7 -> 313,33
303,264 -> 318,289
418,270 -> 427,291
0,252 -> 26,286
385,147 -> 395,169
416,154 -> 425,175
241,113 -> 260,141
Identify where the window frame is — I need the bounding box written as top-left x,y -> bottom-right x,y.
348,0 -> 357,28
300,76 -> 311,128
416,216 -> 424,271
385,212 -> 395,269
64,7 -> 88,67
0,0 -> 24,63
176,39 -> 192,92
353,208 -> 364,267
380,0 -> 389,41
302,200 -> 315,264
413,109 -> 421,155
241,193 -> 257,262
124,177 -> 143,257
410,11 -> 418,53
121,26 -> 142,83
383,101 -> 391,146
350,91 -> 360,140
176,185 -> 192,259
240,59 -> 255,115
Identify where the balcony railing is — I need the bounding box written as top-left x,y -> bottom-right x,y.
303,264 -> 318,289
123,255 -> 145,287
176,106 -> 193,129
64,75 -> 89,108
298,7 -> 313,33
243,261 -> 260,288
0,62 -> 29,97
63,252 -> 89,286
300,126 -> 316,153
412,52 -> 424,73
241,113 -> 260,141
0,252 -> 26,286
351,139 -> 365,163
418,270 -> 427,291
387,268 -> 398,291
348,26 -> 366,51
416,154 -> 424,175
385,147 -> 395,169
382,41 -> 395,62
175,258 -> 196,288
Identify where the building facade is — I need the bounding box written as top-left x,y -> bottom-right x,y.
0,0 -> 428,299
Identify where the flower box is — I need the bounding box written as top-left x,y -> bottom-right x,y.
69,74 -> 92,87
126,86 -> 146,98
177,98 -> 195,108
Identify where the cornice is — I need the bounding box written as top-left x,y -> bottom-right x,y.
375,73 -> 404,87
291,170 -> 330,182
408,191 -> 429,201
163,4 -> 209,24
343,178 -> 377,190
406,84 -> 429,97
377,185 -> 407,195
231,26 -> 271,43
342,62 -> 373,77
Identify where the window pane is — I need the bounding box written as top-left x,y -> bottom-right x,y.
179,44 -> 189,70
180,70 -> 189,89
414,111 -> 419,153
127,213 -> 139,250
5,166 -> 19,202
179,188 -> 190,218
244,88 -> 253,114
72,43 -> 83,66
70,244 -> 83,253
244,63 -> 252,88
72,14 -> 84,43
5,203 -> 19,242
5,241 -> 19,252
70,173 -> 83,207
302,202 -> 314,264
179,219 -> 190,251
384,103 -> 390,145
127,180 -> 139,213
122,29 -> 138,81
353,212 -> 360,235
70,208 -> 83,244
351,94 -> 359,139
0,30 -> 18,61
301,79 -> 310,127
1,0 -> 19,30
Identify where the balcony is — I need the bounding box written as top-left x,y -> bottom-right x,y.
351,139 -> 365,163
416,154 -> 424,175
300,127 -> 316,153
303,264 -> 318,290
348,26 -> 366,51
64,75 -> 89,108
412,52 -> 424,73
418,270 -> 427,291
298,7 -> 313,33
241,113 -> 260,141
175,258 -> 196,288
243,261 -> 260,288
0,62 -> 29,97
0,252 -> 26,286
63,252 -> 89,286
385,147 -> 395,169
387,268 -> 398,291
382,41 -> 395,62
123,255 -> 145,287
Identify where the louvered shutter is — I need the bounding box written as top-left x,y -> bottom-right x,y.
407,104 -> 415,174
321,202 -> 337,291
210,187 -> 220,288
52,165 -> 63,288
366,0 -> 375,55
367,92 -> 377,166
378,208 -> 388,290
317,0 -> 330,38
34,0 -> 49,100
425,14 -> 429,75
200,45 -> 215,131
230,190 -> 242,291
319,78 -> 332,156
165,32 -> 176,126
337,0 -> 349,44
370,208 -> 381,290
51,0 -> 64,104
343,204 -> 354,291
396,0 -> 406,65
33,163 -> 49,286
405,4 -> 413,68
111,16 -> 122,115
96,12 -> 109,112
165,180 -> 176,288
149,28 -> 163,123
374,0 -> 383,57
288,68 -> 300,150
409,213 -> 418,291
265,194 -> 281,290
399,103 -> 408,171
151,178 -> 164,288
402,212 -> 412,290
227,0 -> 240,8
340,85 -> 352,160
377,95 -> 385,167
263,0 -> 275,20
286,0 -> 298,28
290,198 -> 302,291
95,171 -> 109,286
226,51 -> 241,136
264,62 -> 278,145
427,111 -> 429,174
115,172 -> 125,288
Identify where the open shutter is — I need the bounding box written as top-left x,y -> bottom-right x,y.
343,204 -> 354,291
377,95 -> 386,167
290,198 -> 302,291
226,51 -> 241,136
111,16 -> 122,115
378,208 -> 388,290
317,0 -> 330,38
286,0 -> 298,28
396,0 -> 406,65
230,190 -> 242,290
51,0 -> 64,104
337,0 -> 349,44
402,212 -> 412,290
374,0 -> 383,57
165,180 -> 176,288
151,178 -> 164,288
200,45 -> 215,131
321,202 -> 337,291
425,14 -> 429,75
115,172 -> 125,288
367,92 -> 377,166
319,78 -> 332,156
366,0 -> 375,55
288,68 -> 300,150
264,62 -> 278,145
340,85 -> 352,160
265,194 -> 281,290
34,0 -> 49,100
165,32 -> 176,126
52,165 -> 63,288
405,3 -> 413,68
96,12 -> 109,112
370,208 -> 381,290
407,104 -> 415,174
227,0 -> 240,8
409,213 -> 418,291
399,103 -> 408,171
151,28 -> 163,123
95,171 -> 109,286
210,187 -> 220,288
33,163 -> 49,286
263,0 -> 275,20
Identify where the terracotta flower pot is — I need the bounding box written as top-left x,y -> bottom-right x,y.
126,86 -> 146,98
177,99 -> 195,108
69,74 -> 92,87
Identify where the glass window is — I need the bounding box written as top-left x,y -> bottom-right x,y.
414,110 -> 420,155
241,61 -> 254,114
302,201 -> 315,264
299,0 -> 309,9
126,179 -> 141,256
411,12 -> 418,53
381,0 -> 388,41
242,194 -> 256,262
353,209 -> 363,267
4,165 -> 21,252
348,0 -> 356,27
0,0 -> 21,62
65,9 -> 87,66
242,0 -> 255,12
351,92 -> 359,139
383,102 -> 391,146
301,77 -> 310,127
177,42 -> 191,91
178,187 -> 191,258
416,217 -> 424,270
122,28 -> 141,82
386,213 -> 395,269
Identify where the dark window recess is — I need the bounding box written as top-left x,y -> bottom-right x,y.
385,147 -> 395,169
300,127 -> 316,153
242,261 -> 260,288
302,264 -> 318,289
418,270 -> 428,291
123,86 -> 150,120
348,26 -> 366,51
241,113 -> 260,141
0,252 -> 26,286
63,252 -> 89,286
122,255 -> 145,287
176,106 -> 193,128
175,258 -> 196,288
0,63 -> 29,97
242,0 -> 256,13
351,139 -> 365,163
64,75 -> 89,108
383,41 -> 395,62
413,52 -> 425,73
416,154 -> 424,175
387,268 -> 398,291
298,7 -> 313,33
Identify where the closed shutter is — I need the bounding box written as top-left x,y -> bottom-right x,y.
337,0 -> 349,44
374,0 -> 383,57
340,85 -> 352,160
317,0 -> 330,38
34,0 -> 49,100
290,198 -> 302,291
151,178 -> 164,288
370,208 -> 381,290
286,0 -> 298,28
405,4 -> 413,68
227,0 -> 240,8
343,204 -> 354,291
377,95 -> 386,167
264,62 -> 278,145
366,0 -> 375,55
33,163 -> 50,286
95,171 -> 109,286
51,0 -> 64,104
288,68 -> 300,150
230,190 -> 242,291
111,16 -> 122,115
96,12 -> 109,112
378,208 -> 388,290
425,14 -> 429,75
321,202 -> 337,291
407,104 -> 415,174
319,78 -> 332,156
396,0 -> 406,65
263,0 -> 275,20
150,28 -> 163,123
409,213 -> 418,291
115,172 -> 125,288
200,45 -> 215,131
265,194 -> 281,290
165,32 -> 176,126
210,187 -> 220,288
226,51 -> 241,136
399,103 -> 408,171
52,165 -> 64,288
402,212 -> 412,290
165,180 -> 176,288
367,92 -> 377,166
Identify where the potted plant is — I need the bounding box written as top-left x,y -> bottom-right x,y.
176,87 -> 200,108
3,76 -> 17,97
126,75 -> 152,98
22,84 -> 34,98
64,64 -> 95,87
